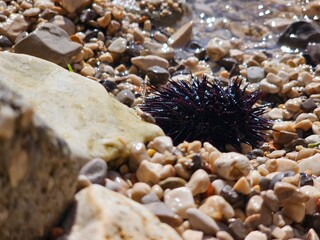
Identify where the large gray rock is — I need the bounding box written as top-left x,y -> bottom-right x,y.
65,185 -> 182,240
0,52 -> 164,167
0,82 -> 78,240
14,23 -> 82,67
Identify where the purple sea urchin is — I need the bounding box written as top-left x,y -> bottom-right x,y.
141,76 -> 271,151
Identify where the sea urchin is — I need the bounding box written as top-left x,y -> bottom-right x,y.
141,76 -> 271,151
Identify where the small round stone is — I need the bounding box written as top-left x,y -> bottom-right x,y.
116,89 -> 135,106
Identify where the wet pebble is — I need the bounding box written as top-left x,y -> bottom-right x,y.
146,66 -> 170,86
116,89 -> 135,106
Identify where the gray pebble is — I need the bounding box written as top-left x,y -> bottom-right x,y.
246,66 -> 265,83
143,202 -> 183,227
305,134 -> 320,144
79,158 -> 108,184
270,171 -> 296,189
116,89 -> 135,106
301,98 -> 317,112
186,208 -> 220,235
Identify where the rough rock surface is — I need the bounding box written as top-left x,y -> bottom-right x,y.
65,184 -> 182,240
14,23 -> 82,67
0,52 -> 164,166
0,82 -> 78,240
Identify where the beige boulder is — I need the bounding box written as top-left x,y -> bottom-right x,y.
0,52 -> 163,167
65,184 -> 182,240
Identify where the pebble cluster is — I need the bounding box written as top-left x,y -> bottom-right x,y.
1,0 -> 320,239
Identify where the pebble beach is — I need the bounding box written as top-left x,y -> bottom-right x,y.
1,0 -> 320,239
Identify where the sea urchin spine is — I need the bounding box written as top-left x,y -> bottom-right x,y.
141,76 -> 271,151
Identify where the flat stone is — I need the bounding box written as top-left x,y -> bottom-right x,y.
168,21 -> 193,48
0,82 -> 78,240
65,185 -> 182,240
0,52 -> 163,167
301,98 -> 317,112
132,55 -> 169,72
0,14 -> 28,42
186,208 -> 220,235
143,202 -> 183,228
14,23 -> 82,67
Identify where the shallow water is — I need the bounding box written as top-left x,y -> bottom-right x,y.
189,0 -> 314,52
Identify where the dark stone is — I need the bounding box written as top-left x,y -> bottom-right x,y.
14,23 -> 82,67
300,172 -> 314,187
79,158 -> 108,185
309,213 -> 320,234
80,9 -> 98,24
99,80 -> 117,92
0,35 -> 12,47
247,149 -> 264,159
147,66 -> 170,86
126,42 -> 143,57
300,98 -> 317,112
259,177 -> 271,191
220,185 -> 244,208
278,21 -> 320,49
217,57 -> 238,71
228,219 -> 248,240
307,43 -> 320,65
190,154 -> 203,172
269,171 -> 296,189
83,29 -> 99,42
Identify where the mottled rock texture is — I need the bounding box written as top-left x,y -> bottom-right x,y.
0,82 -> 78,240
